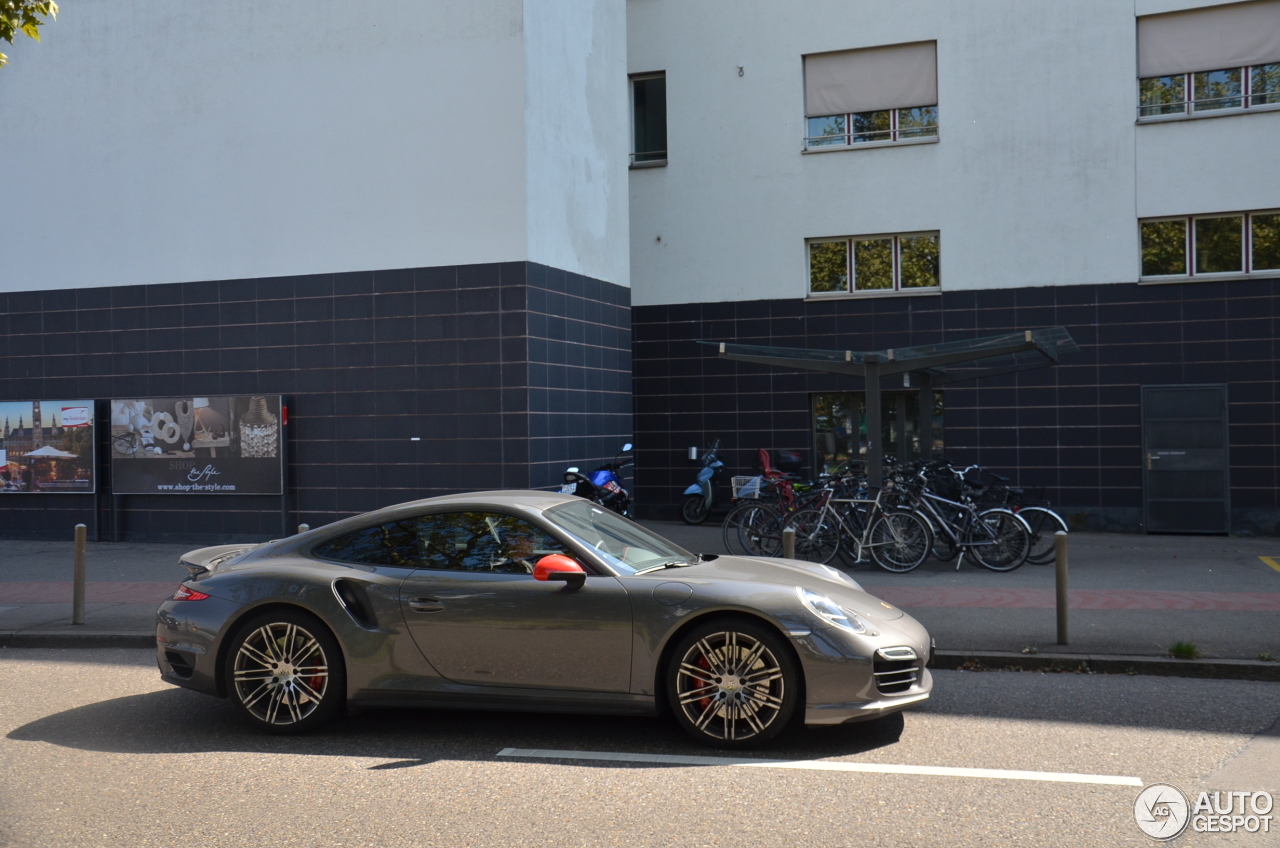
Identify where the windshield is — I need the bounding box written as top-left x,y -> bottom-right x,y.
545,501 -> 694,575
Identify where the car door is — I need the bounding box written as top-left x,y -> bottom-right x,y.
398,511 -> 633,693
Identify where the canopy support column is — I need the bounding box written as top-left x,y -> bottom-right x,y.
865,360 -> 882,487
917,371 -> 934,460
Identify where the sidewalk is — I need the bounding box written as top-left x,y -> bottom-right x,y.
2,524 -> 1279,675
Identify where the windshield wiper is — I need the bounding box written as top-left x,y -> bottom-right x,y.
632,558 -> 706,578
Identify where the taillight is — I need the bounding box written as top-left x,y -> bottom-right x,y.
172,585 -> 211,601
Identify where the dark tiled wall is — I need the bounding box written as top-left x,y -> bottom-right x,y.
632,277 -> 1280,534
0,262 -> 632,542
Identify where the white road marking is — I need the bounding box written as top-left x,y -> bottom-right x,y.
496,747 -> 1144,786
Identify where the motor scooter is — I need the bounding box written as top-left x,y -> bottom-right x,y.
681,439 -> 723,525
560,443 -> 634,517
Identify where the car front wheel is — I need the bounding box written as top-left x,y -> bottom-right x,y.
667,618 -> 799,748
223,609 -> 345,734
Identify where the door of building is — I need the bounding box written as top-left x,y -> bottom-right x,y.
1141,384 -> 1230,534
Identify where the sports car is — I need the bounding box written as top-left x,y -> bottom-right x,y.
156,490 -> 933,748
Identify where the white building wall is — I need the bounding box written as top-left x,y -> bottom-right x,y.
628,0 -> 1277,306
0,0 -> 630,293
524,0 -> 631,287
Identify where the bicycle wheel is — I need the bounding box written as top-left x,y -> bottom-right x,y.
783,508 -> 840,564
722,501 -> 766,556
1019,506 -> 1068,565
969,509 -> 1031,572
869,511 -> 933,573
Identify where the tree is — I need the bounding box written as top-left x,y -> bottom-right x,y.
1,1 -> 58,68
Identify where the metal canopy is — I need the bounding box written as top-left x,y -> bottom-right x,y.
700,327 -> 1078,486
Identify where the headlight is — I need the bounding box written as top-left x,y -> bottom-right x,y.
797,588 -> 878,635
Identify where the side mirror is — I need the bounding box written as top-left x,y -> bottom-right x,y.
533,555 -> 586,589
621,443 -> 633,452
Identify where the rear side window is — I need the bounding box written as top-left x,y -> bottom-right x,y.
417,512 -> 569,574
312,519 -> 420,567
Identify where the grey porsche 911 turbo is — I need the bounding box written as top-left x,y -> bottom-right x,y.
156,490 -> 933,748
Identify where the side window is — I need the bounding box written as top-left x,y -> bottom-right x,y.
630,72 -> 667,166
312,519 -> 420,567
416,512 -> 569,574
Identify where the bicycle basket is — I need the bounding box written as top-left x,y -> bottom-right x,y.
731,475 -> 764,499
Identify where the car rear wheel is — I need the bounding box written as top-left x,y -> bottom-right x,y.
667,618 -> 799,749
223,609 -> 345,734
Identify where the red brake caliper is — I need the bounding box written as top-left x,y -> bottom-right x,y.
697,655 -> 713,713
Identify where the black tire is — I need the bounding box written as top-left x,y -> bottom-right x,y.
970,509 -> 1031,572
868,510 -> 933,573
223,608 -> 346,735
682,494 -> 711,525
666,617 -> 800,749
784,507 -> 840,564
1019,507 -> 1068,565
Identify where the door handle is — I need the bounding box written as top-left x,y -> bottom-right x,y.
408,597 -> 444,613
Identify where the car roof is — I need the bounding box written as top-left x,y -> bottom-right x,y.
369,489 -> 578,518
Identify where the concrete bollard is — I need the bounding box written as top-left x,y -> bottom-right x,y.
297,523 -> 310,535
72,524 -> 87,626
1055,531 -> 1068,645
782,527 -> 796,560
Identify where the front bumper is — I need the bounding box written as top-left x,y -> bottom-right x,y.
790,614 -> 933,726
155,594 -> 245,697
804,669 -> 933,725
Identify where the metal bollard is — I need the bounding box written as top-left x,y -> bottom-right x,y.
297,523 -> 310,535
1054,531 -> 1068,645
782,527 -> 796,560
72,524 -> 87,626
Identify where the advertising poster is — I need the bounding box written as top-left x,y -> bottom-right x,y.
0,400 -> 96,493
110,396 -> 283,495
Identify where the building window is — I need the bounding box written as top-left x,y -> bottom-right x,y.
1139,63 -> 1280,118
1140,211 -> 1280,279
807,106 -> 938,147
631,73 -> 667,166
808,232 -> 940,295
1137,1 -> 1280,120
812,391 -> 943,473
803,41 -> 938,150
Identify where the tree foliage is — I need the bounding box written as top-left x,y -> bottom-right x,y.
0,1 -> 58,68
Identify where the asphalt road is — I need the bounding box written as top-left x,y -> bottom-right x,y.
1,649 -> 1277,847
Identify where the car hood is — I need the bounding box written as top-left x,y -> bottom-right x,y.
657,554 -> 905,621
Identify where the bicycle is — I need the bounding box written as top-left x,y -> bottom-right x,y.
970,472 -> 1068,565
900,461 -> 1032,572
783,480 -> 933,572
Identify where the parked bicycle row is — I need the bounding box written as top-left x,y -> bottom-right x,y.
720,450 -> 1068,573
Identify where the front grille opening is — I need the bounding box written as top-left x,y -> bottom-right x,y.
874,649 -> 919,694
165,650 -> 195,679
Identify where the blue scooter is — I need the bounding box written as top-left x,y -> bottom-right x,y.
561,443 -> 634,517
681,439 -> 723,525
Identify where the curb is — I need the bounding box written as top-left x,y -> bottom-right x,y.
0,631 -> 154,649
931,649 -> 1280,682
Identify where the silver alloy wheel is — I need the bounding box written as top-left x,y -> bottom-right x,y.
231,622 -> 330,726
675,630 -> 786,742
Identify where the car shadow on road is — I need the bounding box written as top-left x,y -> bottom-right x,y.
6,687 -> 906,767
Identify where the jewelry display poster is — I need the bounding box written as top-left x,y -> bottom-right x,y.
109,396 -> 283,494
